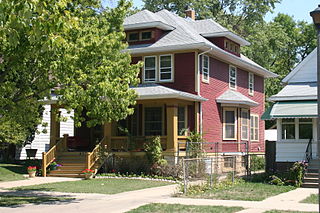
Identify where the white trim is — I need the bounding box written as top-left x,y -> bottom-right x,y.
159,54 -> 173,82
143,56 -> 157,82
223,108 -> 237,140
250,114 -> 259,141
279,118 -> 314,142
202,55 -> 210,83
201,31 -> 250,46
241,109 -> 249,141
268,95 -> 317,102
248,72 -> 254,96
229,65 -> 237,90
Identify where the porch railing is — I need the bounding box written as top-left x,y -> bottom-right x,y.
86,136 -> 107,172
305,138 -> 313,162
42,134 -> 68,177
110,136 -> 167,151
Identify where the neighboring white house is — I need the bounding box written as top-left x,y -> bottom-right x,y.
262,48 -> 318,168
15,105 -> 74,160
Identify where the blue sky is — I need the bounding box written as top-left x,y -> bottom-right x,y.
105,0 -> 319,23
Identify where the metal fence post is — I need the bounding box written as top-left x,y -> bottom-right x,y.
210,157 -> 213,188
182,159 -> 187,194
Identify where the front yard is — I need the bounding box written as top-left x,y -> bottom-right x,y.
0,163 -> 26,182
13,178 -> 172,194
0,195 -> 74,207
127,203 -> 243,213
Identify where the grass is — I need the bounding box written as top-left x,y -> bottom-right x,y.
0,195 -> 74,207
0,163 -> 27,182
300,194 -> 318,204
127,203 -> 243,213
181,182 -> 295,201
264,211 -> 318,213
13,178 -> 172,194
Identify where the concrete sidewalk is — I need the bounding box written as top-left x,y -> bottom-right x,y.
0,177 -> 80,189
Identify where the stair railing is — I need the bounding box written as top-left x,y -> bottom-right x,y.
305,138 -> 313,163
42,134 -> 68,177
86,136 -> 107,172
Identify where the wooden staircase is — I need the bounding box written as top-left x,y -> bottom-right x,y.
47,152 -> 87,178
302,159 -> 319,188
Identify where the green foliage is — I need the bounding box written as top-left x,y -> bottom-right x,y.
269,175 -> 285,186
144,136 -> 167,165
186,131 -> 205,158
250,155 -> 265,171
0,0 -> 141,146
150,162 -> 182,180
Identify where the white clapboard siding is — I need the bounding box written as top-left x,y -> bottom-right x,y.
276,142 -> 317,162
59,109 -> 74,137
16,106 -> 75,160
16,105 -> 51,160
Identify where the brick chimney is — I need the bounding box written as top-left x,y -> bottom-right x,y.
185,9 -> 195,20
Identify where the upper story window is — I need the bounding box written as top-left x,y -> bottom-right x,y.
229,65 -> 237,89
202,55 -> 209,82
159,55 -> 172,81
224,40 -> 240,54
127,31 -> 153,42
144,56 -> 156,82
143,55 -> 173,83
248,73 -> 254,95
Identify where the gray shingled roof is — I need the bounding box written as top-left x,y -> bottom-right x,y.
216,89 -> 258,107
268,83 -> 317,102
132,84 -> 207,102
125,9 -> 276,79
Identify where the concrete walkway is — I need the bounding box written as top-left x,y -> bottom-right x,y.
0,177 -> 80,189
0,178 -> 318,213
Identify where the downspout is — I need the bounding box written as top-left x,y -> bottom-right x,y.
197,48 -> 212,134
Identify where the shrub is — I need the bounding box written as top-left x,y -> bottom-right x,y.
104,156 -> 151,175
144,136 -> 167,165
269,175 -> 284,186
250,155 -> 265,171
289,161 -> 307,187
186,131 -> 205,158
150,162 -> 182,179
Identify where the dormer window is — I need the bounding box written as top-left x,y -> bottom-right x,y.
141,31 -> 152,40
224,40 -> 240,54
128,32 -> 139,42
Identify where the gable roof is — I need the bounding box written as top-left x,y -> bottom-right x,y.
282,48 -> 317,83
124,9 -> 277,79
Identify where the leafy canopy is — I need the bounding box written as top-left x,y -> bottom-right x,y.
0,0 -> 141,146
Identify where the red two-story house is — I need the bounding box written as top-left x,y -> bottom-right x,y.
103,9 -> 277,163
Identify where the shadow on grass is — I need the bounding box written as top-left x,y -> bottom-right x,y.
1,165 -> 26,175
0,190 -> 78,208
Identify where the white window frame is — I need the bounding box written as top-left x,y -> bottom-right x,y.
159,54 -> 173,82
248,72 -> 254,96
241,109 -> 249,141
279,118 -> 314,142
202,55 -> 209,83
223,108 -> 237,140
229,65 -> 237,90
143,56 -> 157,82
250,114 -> 259,141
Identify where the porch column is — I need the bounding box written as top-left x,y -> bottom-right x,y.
194,102 -> 200,132
50,104 -> 60,147
166,104 -> 178,152
104,122 -> 112,150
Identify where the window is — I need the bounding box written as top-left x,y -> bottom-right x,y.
141,31 -> 152,40
202,55 -> 209,82
128,32 -> 139,42
144,107 -> 162,136
281,118 -> 295,140
224,40 -> 240,54
223,108 -> 237,140
299,118 -> 313,139
241,109 -> 249,140
248,73 -> 254,95
250,114 -> 259,141
178,106 -> 187,136
229,66 -> 237,89
224,157 -> 234,168
159,55 -> 172,81
144,56 -> 156,82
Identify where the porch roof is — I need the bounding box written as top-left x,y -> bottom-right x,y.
132,84 -> 207,102
262,101 -> 317,120
216,89 -> 258,107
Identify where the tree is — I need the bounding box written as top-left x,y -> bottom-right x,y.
0,0 -> 141,146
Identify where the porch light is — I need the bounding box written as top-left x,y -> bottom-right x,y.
310,4 -> 320,211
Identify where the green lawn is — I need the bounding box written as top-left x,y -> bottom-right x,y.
127,203 -> 243,213
264,210 -> 318,213
181,182 -> 295,201
13,178 -> 172,194
0,163 -> 26,182
0,195 -> 74,207
300,194 -> 318,204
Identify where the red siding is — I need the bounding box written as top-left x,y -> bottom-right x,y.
200,56 -> 265,153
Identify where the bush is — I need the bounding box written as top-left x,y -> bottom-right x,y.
269,175 -> 284,186
150,162 -> 182,180
250,155 -> 265,171
144,136 -> 167,165
104,156 -> 151,175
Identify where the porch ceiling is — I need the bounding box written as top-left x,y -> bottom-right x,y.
262,101 -> 317,120
216,89 -> 258,107
132,84 -> 207,102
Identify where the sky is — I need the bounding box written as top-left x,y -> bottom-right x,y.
105,0 -> 319,23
